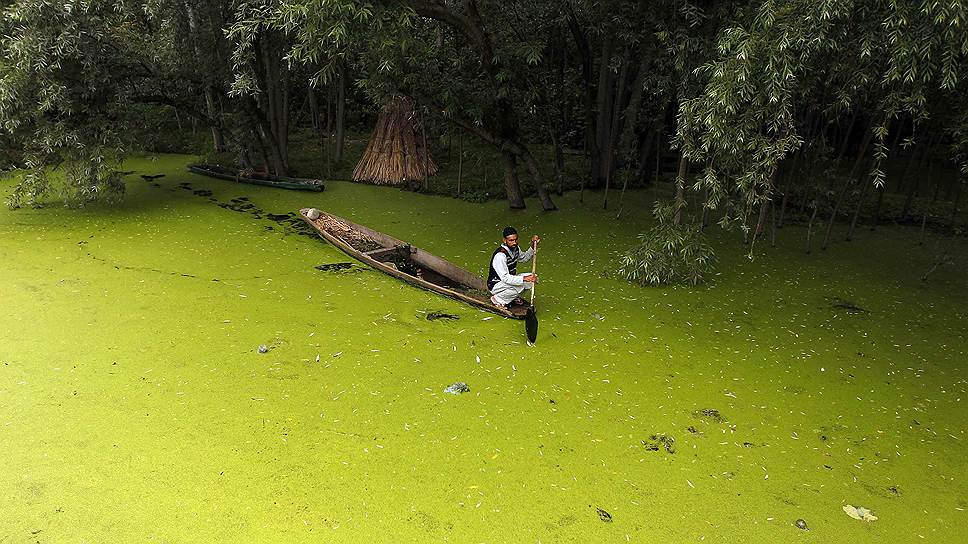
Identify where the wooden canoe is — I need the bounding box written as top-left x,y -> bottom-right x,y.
189,164 -> 324,192
299,208 -> 530,319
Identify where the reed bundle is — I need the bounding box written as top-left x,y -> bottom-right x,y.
352,96 -> 438,185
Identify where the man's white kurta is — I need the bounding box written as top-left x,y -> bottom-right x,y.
489,245 -> 534,306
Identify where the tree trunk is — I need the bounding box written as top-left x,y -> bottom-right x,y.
836,109 -> 858,162
919,210 -> 928,245
846,177 -> 872,241
422,110 -> 430,191
806,204 -> 819,254
457,130 -> 463,198
673,155 -> 688,225
870,185 -> 885,231
951,180 -> 962,222
634,126 -> 655,186
502,152 -> 526,209
823,123 -> 873,249
335,62 -> 346,163
308,86 -> 320,135
777,172 -> 790,228
591,34 -> 615,188
520,149 -> 558,211
565,3 -> 596,168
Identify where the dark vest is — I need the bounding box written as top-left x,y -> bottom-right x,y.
487,245 -> 520,290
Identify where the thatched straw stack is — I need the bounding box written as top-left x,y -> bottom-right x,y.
352,96 -> 438,185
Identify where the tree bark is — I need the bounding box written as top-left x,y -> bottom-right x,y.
951,180 -> 963,222
823,123 -> 873,249
870,185 -> 885,231
591,34 -> 615,188
335,62 -> 346,162
673,155 -> 688,225
806,204 -> 819,254
457,130 -> 463,198
502,152 -> 526,209
846,177 -> 872,241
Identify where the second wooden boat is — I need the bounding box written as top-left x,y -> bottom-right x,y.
299,208 -> 530,319
189,164 -> 324,191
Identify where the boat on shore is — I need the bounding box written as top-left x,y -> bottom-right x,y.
299,208 -> 529,319
189,164 -> 324,192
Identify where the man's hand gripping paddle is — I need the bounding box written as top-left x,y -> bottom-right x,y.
525,241 -> 538,345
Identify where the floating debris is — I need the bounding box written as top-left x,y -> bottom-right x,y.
643,433 -> 676,453
426,311 -> 459,321
596,508 -> 612,522
444,382 -> 470,395
795,519 -> 808,530
829,297 -> 870,314
258,345 -> 269,354
693,408 -> 724,423
314,262 -> 357,272
843,504 -> 878,522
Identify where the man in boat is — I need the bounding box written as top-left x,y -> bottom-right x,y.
487,226 -> 540,309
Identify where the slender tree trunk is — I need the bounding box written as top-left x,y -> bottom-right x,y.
700,188 -> 710,229
806,204 -> 819,254
502,152 -> 526,209
902,132 -> 938,218
836,109 -> 858,162
777,183 -> 790,228
591,35 -> 615,188
550,126 -> 564,196
754,200 -> 772,239
823,123 -> 873,249
870,186 -> 885,231
846,178 -> 872,240
673,155 -> 688,225
308,86 -> 320,135
770,202 -> 777,247
565,3 -> 596,172
919,210 -> 929,245
634,127 -> 655,186
951,180 -> 963,222
457,130 -> 463,198
335,62 -> 346,162
421,110 -> 430,191
519,149 -> 558,211
754,170 -> 778,238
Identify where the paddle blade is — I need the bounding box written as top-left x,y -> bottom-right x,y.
525,306 -> 538,344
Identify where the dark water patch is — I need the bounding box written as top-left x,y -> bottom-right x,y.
141,174 -> 165,181
193,189 -> 213,197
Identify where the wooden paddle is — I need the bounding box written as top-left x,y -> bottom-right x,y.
525,241 -> 538,345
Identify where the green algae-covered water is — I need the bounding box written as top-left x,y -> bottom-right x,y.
2,155 -> 966,543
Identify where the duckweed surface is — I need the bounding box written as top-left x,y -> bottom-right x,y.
2,155 -> 966,542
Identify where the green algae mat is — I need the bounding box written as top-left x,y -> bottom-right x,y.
1,155 -> 966,543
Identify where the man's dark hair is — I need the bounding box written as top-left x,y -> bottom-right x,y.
502,226 -> 517,238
